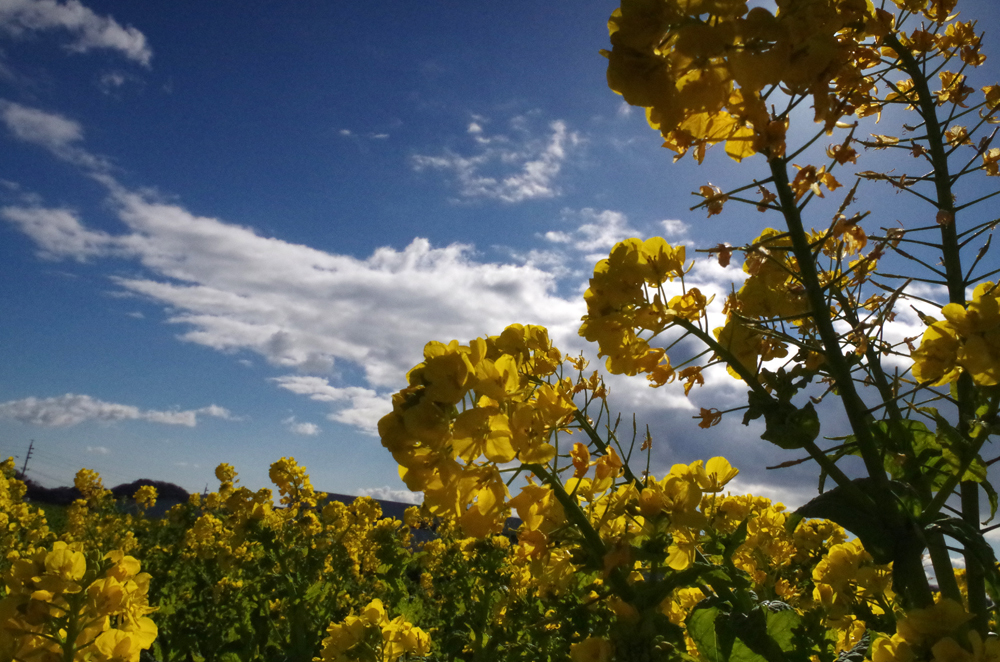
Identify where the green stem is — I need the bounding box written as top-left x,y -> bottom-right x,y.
523,463 -> 635,603
962,481 -> 988,633
768,154 -> 937,609
885,32 -> 986,628
768,157 -> 886,483
927,529 -> 963,603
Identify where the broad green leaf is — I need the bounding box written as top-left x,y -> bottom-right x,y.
726,608 -> 787,662
744,390 -> 820,451
765,607 -> 800,652
688,603 -> 728,662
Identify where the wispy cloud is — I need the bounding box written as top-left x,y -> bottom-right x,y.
272,377 -> 390,435
0,394 -> 234,428
0,99 -> 586,389
412,116 -> 580,203
1,205 -> 122,260
0,0 -> 151,65
0,101 -> 109,169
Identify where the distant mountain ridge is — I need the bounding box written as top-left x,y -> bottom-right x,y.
17,473 -> 418,517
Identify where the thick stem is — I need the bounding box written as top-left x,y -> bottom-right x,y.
886,33 -> 985,629
962,481 -> 988,633
769,157 -> 935,608
768,158 -> 886,482
927,529 -> 963,603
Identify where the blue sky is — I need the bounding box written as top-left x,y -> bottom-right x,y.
1,0 -> 998,516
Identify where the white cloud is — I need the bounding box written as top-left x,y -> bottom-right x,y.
86,445 -> 109,454
412,117 -> 580,203
357,486 -> 423,504
1,205 -> 122,260
293,421 -> 320,435
661,219 -> 689,237
564,208 -> 641,253
0,0 -> 151,65
0,101 -> 108,169
99,71 -> 125,88
97,70 -> 136,95
543,230 -> 572,244
272,376 -> 390,435
0,394 -> 234,428
1,100 -> 81,150
283,416 -> 320,436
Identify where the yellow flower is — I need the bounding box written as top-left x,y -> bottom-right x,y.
214,462 -> 236,483
896,598 -> 973,647
43,541 -> 86,583
570,442 -> 591,478
690,457 -> 739,491
713,321 -> 763,380
92,629 -> 144,662
911,321 -> 962,385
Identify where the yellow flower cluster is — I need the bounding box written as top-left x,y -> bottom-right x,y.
602,0 -> 890,162
604,0 -> 989,167
61,468 -> 142,556
579,237 -> 700,384
0,541 -> 157,662
812,539 -> 892,621
379,324 -> 574,537
0,459 -> 51,568
314,598 -> 430,662
911,282 -> 1000,386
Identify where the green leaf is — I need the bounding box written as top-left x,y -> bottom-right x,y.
726,608 -> 786,662
723,519 -> 750,563
744,390 -> 820,451
303,580 -> 327,602
689,601 -> 800,662
764,607 -> 800,652
983,480 -> 999,525
687,601 -> 731,662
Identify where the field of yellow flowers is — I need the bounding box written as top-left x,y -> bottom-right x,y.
2,454 -> 907,662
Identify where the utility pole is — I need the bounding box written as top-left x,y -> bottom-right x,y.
19,440 -> 33,477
